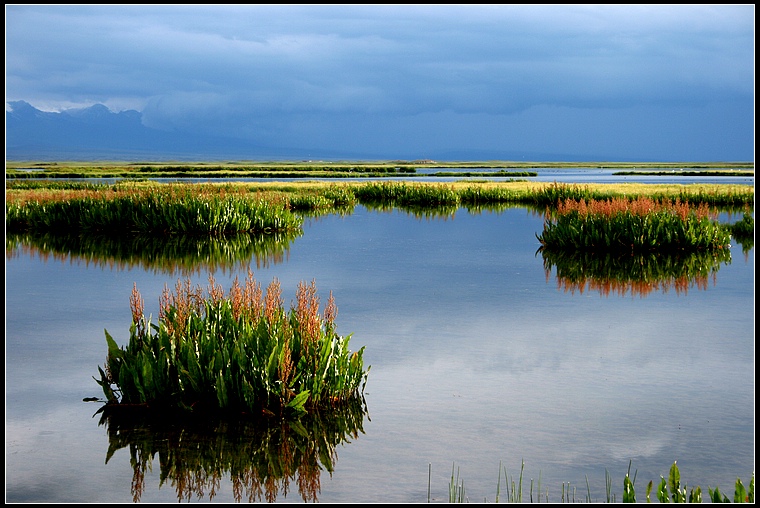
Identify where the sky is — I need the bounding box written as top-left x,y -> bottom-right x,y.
4,4 -> 755,161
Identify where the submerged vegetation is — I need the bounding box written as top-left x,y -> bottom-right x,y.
95,272 -> 369,417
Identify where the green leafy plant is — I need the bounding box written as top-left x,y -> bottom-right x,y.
537,196 -> 732,255
95,271 -> 369,417
709,474 -> 755,503
6,189 -> 304,235
435,460 -> 754,504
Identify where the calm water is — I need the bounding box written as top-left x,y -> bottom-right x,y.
5,203 -> 755,502
17,165 -> 755,187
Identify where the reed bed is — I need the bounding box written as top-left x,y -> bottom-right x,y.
6,188 -> 303,235
353,181 -> 460,207
286,185 -> 358,213
95,271 -> 369,417
4,179 -> 105,191
727,212 -> 755,241
6,181 -> 754,232
5,181 -> 363,233
438,461 -> 754,503
526,181 -> 755,209
6,160 -> 753,181
346,181 -> 753,211
537,196 -> 732,255
5,162 -> 418,179
456,185 -> 527,206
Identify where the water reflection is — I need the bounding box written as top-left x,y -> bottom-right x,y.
4,202 -> 754,503
362,202 -> 458,220
5,230 -> 302,274
361,201 -> 544,220
95,398 -> 368,502
539,248 -> 732,297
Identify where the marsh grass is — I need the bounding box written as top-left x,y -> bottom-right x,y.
286,185 -> 357,214
537,196 -> 732,255
5,162 -> 419,179
529,181 -> 755,209
353,181 -> 460,207
5,189 -> 304,235
439,461 -> 754,503
5,159 -> 753,180
727,212 -> 755,249
95,271 -> 369,417
6,181 -> 753,236
349,181 -> 753,211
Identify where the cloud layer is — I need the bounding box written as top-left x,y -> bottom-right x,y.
5,5 -> 755,161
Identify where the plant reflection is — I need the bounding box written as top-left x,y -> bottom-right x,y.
361,201 -> 459,219
361,202 -> 544,221
539,248 -> 732,297
95,397 -> 368,502
5,230 -> 302,274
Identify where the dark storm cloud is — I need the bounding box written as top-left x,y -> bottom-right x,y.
5,4 -> 755,160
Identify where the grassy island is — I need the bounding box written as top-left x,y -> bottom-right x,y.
96,272 -> 369,417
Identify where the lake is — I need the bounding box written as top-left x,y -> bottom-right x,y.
15,165 -> 754,187
4,179 -> 755,502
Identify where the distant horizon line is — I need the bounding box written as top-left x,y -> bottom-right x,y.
5,159 -> 754,165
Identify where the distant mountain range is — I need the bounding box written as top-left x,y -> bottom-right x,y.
5,100 -> 315,161
5,100 -> 636,162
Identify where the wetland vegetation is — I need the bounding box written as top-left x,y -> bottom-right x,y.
6,181 -> 753,260
4,159 -> 752,179
5,171 -> 754,502
443,461 -> 754,503
6,179 -> 754,225
96,272 -> 369,417
537,196 -> 733,255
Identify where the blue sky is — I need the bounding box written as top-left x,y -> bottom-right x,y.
5,4 -> 755,161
